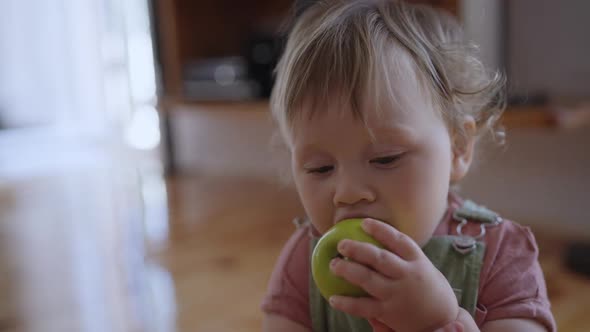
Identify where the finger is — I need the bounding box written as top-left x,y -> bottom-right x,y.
337,239 -> 406,279
330,258 -> 391,300
368,318 -> 394,332
362,218 -> 421,261
434,321 -> 463,332
329,295 -> 383,319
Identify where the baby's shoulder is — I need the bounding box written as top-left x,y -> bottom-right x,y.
473,215 -> 554,330
473,212 -> 543,293
483,217 -> 538,254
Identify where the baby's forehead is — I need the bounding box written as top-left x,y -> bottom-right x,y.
300,53 -> 437,120
295,85 -> 438,132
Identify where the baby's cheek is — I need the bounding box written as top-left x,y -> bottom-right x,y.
390,207 -> 417,234
301,196 -> 332,234
393,205 -> 438,246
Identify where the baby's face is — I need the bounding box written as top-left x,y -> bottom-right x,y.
289,98 -> 456,246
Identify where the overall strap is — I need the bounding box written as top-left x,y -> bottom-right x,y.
422,236 -> 485,316
454,200 -> 503,225
451,200 -> 503,254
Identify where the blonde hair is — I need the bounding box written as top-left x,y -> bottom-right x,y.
271,0 -> 506,149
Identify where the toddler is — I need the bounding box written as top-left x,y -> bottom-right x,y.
261,1 -> 556,331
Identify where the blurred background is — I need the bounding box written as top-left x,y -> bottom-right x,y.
0,0 -> 589,331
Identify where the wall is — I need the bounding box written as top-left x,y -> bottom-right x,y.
507,0 -> 590,102
460,0 -> 502,71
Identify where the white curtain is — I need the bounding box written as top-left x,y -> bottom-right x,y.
0,0 -> 158,140
1,1 -> 106,133
0,0 -> 161,177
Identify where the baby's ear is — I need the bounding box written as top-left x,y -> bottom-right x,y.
450,117 -> 476,182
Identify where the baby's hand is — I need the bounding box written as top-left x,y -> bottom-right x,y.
328,218 -> 459,332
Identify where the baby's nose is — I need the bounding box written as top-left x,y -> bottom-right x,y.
332,175 -> 376,206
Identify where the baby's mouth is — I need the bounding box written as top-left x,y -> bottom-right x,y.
335,214 -> 378,224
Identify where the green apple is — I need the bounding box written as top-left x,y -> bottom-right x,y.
312,218 -> 384,300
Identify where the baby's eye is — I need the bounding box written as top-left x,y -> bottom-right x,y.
370,155 -> 402,166
306,165 -> 334,174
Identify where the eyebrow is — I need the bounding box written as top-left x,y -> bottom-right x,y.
294,124 -> 416,158
366,124 -> 418,143
294,144 -> 326,160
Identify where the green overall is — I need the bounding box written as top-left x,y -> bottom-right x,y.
308,200 -> 502,332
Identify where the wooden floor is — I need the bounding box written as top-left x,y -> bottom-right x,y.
1,165 -> 590,331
